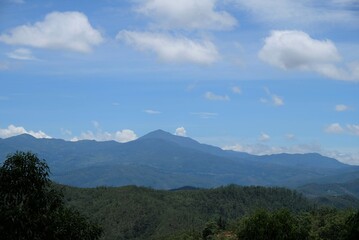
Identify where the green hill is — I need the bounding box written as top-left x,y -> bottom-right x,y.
59,184 -> 312,240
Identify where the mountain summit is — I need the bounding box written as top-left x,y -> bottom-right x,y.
140,129 -> 176,140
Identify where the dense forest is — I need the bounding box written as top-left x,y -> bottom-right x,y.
1,151 -> 358,239
60,184 -> 359,240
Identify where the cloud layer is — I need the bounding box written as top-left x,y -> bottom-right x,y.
117,31 -> 219,65
136,0 -> 237,30
0,11 -> 103,53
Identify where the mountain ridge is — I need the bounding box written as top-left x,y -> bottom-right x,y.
1,130 -> 358,189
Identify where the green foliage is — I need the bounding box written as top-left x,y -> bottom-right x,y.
202,220 -> 220,239
345,210 -> 359,239
236,209 -> 308,240
234,208 -> 359,240
0,151 -> 102,240
61,184 -> 313,239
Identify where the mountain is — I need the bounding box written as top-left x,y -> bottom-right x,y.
0,130 -> 358,189
297,178 -> 359,208
298,178 -> 359,199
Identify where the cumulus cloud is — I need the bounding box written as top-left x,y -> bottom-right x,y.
115,130 -> 138,142
0,11 -> 103,53
175,127 -> 187,137
335,104 -> 350,112
117,31 -> 219,65
136,0 -> 237,30
205,91 -> 230,101
259,30 -> 340,70
7,48 -> 35,60
0,124 -> 51,139
259,30 -> 359,81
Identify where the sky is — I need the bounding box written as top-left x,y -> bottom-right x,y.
0,0 -> 358,164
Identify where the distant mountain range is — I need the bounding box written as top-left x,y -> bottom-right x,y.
0,129 -> 358,190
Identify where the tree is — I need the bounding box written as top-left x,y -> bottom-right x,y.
345,210 -> 359,240
236,209 -> 309,240
0,151 -> 102,240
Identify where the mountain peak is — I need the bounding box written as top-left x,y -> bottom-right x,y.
140,129 -> 176,140
7,133 -> 36,140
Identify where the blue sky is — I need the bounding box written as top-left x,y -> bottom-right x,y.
0,0 -> 358,164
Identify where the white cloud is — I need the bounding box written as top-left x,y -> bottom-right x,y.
259,132 -> 270,142
117,31 -> 219,65
325,123 -> 345,134
259,30 -> 340,70
335,104 -> 350,112
231,86 -> 241,94
259,30 -> 359,81
71,121 -> 137,143
0,11 -> 103,53
136,0 -> 237,30
0,124 -> 51,139
205,91 -> 230,101
175,127 -> 187,137
115,130 -> 138,142
7,48 -> 35,60
72,129 -> 137,143
144,109 -> 161,114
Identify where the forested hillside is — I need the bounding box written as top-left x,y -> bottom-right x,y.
60,184 -> 312,239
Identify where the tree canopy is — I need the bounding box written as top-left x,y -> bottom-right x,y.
0,151 -> 102,240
